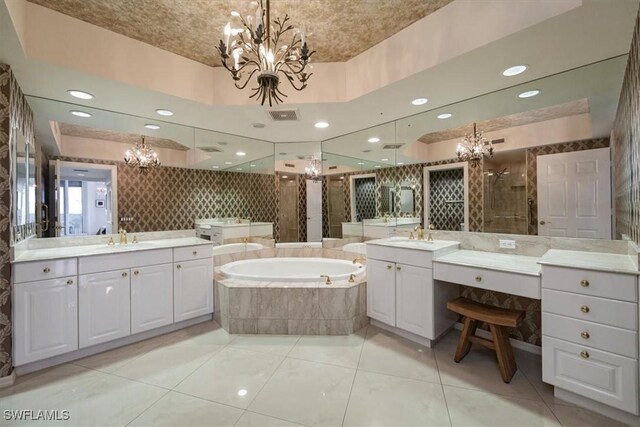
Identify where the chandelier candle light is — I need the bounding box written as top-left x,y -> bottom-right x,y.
124,136 -> 161,173
456,122 -> 493,167
305,159 -> 322,181
217,0 -> 315,106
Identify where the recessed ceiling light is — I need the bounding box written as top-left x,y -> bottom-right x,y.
67,90 -> 94,100
235,151 -> 246,156
375,165 -> 381,168
357,162 -> 365,165
224,161 -> 233,165
155,109 -> 174,116
518,90 -> 540,98
502,65 -> 528,77
250,164 -> 256,167
397,162 -> 404,165
252,122 -> 266,128
381,158 -> 389,161
340,176 -> 344,180
70,110 -> 92,118
144,124 -> 160,130
282,175 -> 288,178
231,11 -> 240,17
77,173 -> 86,177
368,137 -> 380,143
212,166 -> 219,169
236,168 -> 242,171
411,97 -> 428,106
437,113 -> 452,119
314,121 -> 329,129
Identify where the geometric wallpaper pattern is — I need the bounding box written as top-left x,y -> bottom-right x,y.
354,177 -> 376,220
429,168 -> 464,230
613,8 -> 640,244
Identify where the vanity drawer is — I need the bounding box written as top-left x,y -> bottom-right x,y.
79,249 -> 173,274
542,289 -> 637,330
542,336 -> 638,415
174,244 -> 213,262
366,245 -> 433,268
433,262 -> 540,299
542,265 -> 637,302
13,258 -> 77,283
543,312 -> 637,358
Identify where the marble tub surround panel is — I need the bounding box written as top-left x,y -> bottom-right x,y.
223,237 -> 275,247
215,280 -> 367,335
213,247 -> 365,270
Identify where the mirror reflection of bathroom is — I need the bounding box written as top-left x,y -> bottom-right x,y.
381,183 -> 395,217
351,174 -> 376,222
13,131 -> 27,226
424,163 -> 468,231
399,182 -> 416,216
483,151 -> 527,234
278,173 -> 299,243
326,175 -> 346,238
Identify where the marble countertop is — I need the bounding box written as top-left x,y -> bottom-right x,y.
366,237 -> 460,252
13,237 -> 212,263
434,249 -> 542,276
197,222 -> 272,229
539,249 -> 640,275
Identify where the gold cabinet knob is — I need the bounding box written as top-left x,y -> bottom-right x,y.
580,305 -> 590,313
177,265 -> 182,269
66,279 -> 73,285
134,271 -> 139,276
539,220 -> 546,225
396,266 -> 401,271
386,265 -> 392,270
580,280 -> 590,287
43,267 -> 51,273
193,251 -> 197,255
580,331 -> 590,339
580,351 -> 589,359
475,276 -> 482,282
122,272 -> 128,278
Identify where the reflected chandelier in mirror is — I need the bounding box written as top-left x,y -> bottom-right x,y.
124,135 -> 161,173
455,122 -> 494,167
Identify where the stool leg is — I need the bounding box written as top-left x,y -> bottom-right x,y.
490,324 -> 517,383
454,318 -> 478,363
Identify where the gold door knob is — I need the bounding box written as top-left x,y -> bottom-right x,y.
580,305 -> 590,313
396,266 -> 401,271
580,351 -> 589,359
387,265 -> 392,270
580,280 -> 590,287
43,267 -> 51,273
539,220 -> 546,225
134,271 -> 139,275
475,276 -> 482,282
177,265 -> 182,269
66,279 -> 73,285
580,331 -> 590,339
122,272 -> 128,278
193,251 -> 197,255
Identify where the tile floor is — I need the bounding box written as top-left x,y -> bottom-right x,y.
0,321 -> 629,427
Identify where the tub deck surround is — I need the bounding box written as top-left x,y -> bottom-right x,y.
211,242 -> 264,257
221,257 -> 365,283
539,249 -> 640,275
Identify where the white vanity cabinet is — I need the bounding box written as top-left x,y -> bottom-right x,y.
366,259 -> 397,326
174,245 -> 214,322
131,263 -> 174,334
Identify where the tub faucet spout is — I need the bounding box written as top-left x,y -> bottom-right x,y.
352,256 -> 366,264
320,275 -> 332,285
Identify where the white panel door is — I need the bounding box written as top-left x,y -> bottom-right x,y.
13,277 -> 78,365
79,270 -> 131,348
306,179 -> 323,242
131,263 -> 174,334
174,259 -> 213,322
366,259 -> 396,326
537,148 -> 611,239
396,264 -> 433,338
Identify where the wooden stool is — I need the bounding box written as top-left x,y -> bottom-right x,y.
446,297 -> 525,383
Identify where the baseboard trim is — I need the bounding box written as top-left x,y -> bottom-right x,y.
555,388 -> 639,425
370,320 -> 435,347
453,321 -> 541,355
0,370 -> 16,388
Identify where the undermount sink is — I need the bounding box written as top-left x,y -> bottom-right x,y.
93,241 -> 157,250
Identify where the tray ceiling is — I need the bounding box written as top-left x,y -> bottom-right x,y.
58,123 -> 190,151
27,0 -> 453,66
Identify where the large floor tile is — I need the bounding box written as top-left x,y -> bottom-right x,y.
128,391 -> 242,426
343,370 -> 450,427
170,320 -> 237,347
228,334 -> 300,356
73,339 -> 158,373
175,347 -> 283,409
358,326 -> 440,383
444,386 -> 561,427
1,364 -> 166,426
112,344 -> 222,389
434,331 -> 540,401
235,411 -> 306,427
249,358 -> 356,426
549,404 -> 629,427
288,329 -> 365,368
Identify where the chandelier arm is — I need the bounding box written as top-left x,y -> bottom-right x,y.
280,70 -> 309,91
234,68 -> 260,90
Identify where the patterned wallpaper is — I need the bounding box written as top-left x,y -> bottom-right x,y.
429,168 -> 464,230
354,177 -> 376,220
613,9 -> 640,244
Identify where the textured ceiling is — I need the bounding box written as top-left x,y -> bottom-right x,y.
58,123 -> 190,151
418,99 -> 591,144
27,0 -> 453,66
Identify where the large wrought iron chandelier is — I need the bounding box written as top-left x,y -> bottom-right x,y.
124,136 -> 161,174
304,159 -> 322,182
456,123 -> 493,167
217,0 -> 315,106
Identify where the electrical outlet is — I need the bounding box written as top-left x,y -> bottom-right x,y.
499,239 -> 516,249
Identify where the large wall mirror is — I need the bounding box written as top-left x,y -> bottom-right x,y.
11,125 -> 37,242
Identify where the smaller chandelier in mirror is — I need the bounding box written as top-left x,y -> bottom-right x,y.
304,159 -> 322,182
456,123 -> 493,167
124,136 -> 161,174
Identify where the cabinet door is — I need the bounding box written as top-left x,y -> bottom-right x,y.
396,264 -> 433,338
366,259 -> 396,326
174,259 -> 213,322
131,263 -> 173,334
79,270 -> 131,348
13,276 -> 78,365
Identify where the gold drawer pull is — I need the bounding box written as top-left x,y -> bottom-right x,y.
580,305 -> 590,314
177,265 -> 182,269
43,267 -> 51,273
580,351 -> 589,359
134,271 -> 139,276
122,272 -> 128,278
193,250 -> 198,255
475,276 -> 482,282
66,279 -> 73,285
387,265 -> 392,270
580,280 -> 590,288
580,331 -> 590,339
396,266 -> 401,271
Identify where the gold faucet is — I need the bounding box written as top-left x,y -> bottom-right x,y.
383,213 -> 390,223
132,235 -> 138,244
427,223 -> 435,242
320,275 -> 332,285
235,217 -> 242,224
107,236 -> 115,246
348,273 -> 356,283
352,256 -> 366,264
119,228 -> 128,245
414,225 -> 424,240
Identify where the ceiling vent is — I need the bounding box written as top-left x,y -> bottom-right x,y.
296,155 -> 314,160
328,166 -> 338,170
268,109 -> 300,121
284,162 -> 296,168
382,143 -> 403,150
73,169 -> 89,173
200,147 -> 223,153
491,138 -> 505,145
